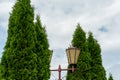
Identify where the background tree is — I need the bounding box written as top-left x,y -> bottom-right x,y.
67,24 -> 91,80
34,15 -> 50,80
0,0 -> 50,79
87,32 -> 106,80
108,73 -> 114,80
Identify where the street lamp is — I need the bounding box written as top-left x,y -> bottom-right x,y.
50,47 -> 80,80
66,47 -> 80,72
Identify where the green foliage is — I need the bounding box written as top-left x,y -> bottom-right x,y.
108,73 -> 114,80
1,0 -> 36,79
87,32 -> 106,80
67,24 -> 91,80
0,0 -> 50,80
72,24 -> 86,49
34,15 -> 50,80
67,24 -> 107,80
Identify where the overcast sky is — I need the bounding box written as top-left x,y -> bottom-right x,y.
0,0 -> 120,80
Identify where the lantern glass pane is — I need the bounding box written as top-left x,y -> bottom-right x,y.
75,49 -> 80,64
66,50 -> 70,64
66,48 -> 80,64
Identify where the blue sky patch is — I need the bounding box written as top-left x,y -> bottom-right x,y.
99,26 -> 108,32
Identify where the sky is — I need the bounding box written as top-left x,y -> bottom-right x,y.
0,0 -> 120,80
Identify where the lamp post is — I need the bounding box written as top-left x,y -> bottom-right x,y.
50,47 -> 80,80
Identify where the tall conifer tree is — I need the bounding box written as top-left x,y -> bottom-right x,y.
67,24 -> 91,80
34,15 -> 50,80
0,0 -> 50,79
87,32 -> 106,80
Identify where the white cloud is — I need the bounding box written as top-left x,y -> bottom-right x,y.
0,1 -> 14,29
106,63 -> 120,80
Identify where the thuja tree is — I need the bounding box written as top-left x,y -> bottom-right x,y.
34,15 -> 50,80
66,24 -> 91,80
0,0 -> 50,79
87,32 -> 106,80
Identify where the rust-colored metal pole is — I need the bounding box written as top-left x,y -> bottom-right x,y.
58,65 -> 61,80
50,65 -> 77,80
